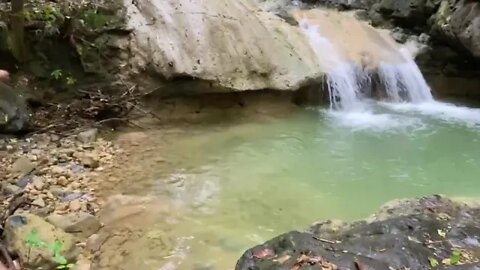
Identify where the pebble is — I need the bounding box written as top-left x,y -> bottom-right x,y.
57,176 -> 69,187
81,156 -> 99,169
32,176 -> 45,190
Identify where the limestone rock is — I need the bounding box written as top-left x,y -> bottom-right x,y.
444,0 -> 480,58
3,213 -> 79,269
47,212 -> 101,238
0,82 -> 30,134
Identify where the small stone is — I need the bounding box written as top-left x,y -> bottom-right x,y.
80,156 -> 99,169
32,176 -> 45,190
10,156 -> 36,175
77,129 -> 98,144
16,175 -> 32,188
57,176 -> 69,187
69,200 -> 82,212
31,198 -> 46,207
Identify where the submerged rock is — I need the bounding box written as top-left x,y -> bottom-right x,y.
236,196 -> 480,270
0,82 -> 30,133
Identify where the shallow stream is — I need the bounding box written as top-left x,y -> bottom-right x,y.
104,100 -> 480,270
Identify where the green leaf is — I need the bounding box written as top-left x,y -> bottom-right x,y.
50,69 -> 63,80
429,257 -> 439,268
52,254 -> 67,265
450,250 -> 461,265
437,229 -> 446,238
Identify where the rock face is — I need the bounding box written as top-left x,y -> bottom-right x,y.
433,0 -> 480,58
0,82 -> 30,133
125,0 -> 321,92
123,0 -> 415,96
236,196 -> 480,270
3,213 -> 79,269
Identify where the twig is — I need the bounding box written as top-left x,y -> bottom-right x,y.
0,244 -> 14,270
312,236 -> 340,244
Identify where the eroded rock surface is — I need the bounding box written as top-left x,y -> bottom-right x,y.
236,196 -> 480,270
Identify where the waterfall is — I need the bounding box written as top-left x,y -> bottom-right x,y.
377,48 -> 434,103
300,20 -> 433,109
300,21 -> 364,110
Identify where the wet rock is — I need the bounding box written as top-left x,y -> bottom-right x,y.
47,212 -> 101,237
3,213 -> 79,269
0,82 -> 30,134
10,156 -> 36,175
237,196 -> 480,270
77,129 -> 98,144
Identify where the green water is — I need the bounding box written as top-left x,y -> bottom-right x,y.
115,101 -> 480,270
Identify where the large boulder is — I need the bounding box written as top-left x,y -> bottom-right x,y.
0,82 -> 30,133
376,0 -> 441,28
236,196 -> 480,270
3,213 -> 79,269
431,0 -> 480,58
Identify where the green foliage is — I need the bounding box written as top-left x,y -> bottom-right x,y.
41,5 -> 59,26
51,69 -> 63,80
428,257 -> 439,268
450,250 -> 461,265
24,230 -> 74,269
65,76 -> 77,86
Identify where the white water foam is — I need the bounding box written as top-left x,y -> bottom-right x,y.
300,21 -> 364,111
324,108 -> 424,132
377,48 -> 433,103
383,101 -> 480,128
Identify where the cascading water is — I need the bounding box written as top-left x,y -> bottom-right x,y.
300,19 -> 433,110
377,48 -> 434,103
299,21 -> 364,110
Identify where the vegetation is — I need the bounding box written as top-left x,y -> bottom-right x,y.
24,229 -> 75,269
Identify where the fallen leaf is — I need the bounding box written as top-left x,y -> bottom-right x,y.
429,257 -> 439,268
437,229 -> 446,238
274,255 -> 291,264
253,248 -> 274,259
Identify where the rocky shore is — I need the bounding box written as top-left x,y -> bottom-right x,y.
0,128 -> 125,269
236,195 -> 480,270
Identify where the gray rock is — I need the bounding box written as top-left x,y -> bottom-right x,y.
2,183 -> 22,195
10,156 -> 36,175
237,196 -> 480,270
47,212 -> 101,237
31,198 -> 46,207
3,213 -> 79,269
0,82 -> 30,134
77,129 -> 98,144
